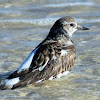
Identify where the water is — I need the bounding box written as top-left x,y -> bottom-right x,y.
0,0 -> 100,100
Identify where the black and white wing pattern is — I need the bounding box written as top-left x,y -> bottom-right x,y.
0,39 -> 76,90
0,16 -> 89,90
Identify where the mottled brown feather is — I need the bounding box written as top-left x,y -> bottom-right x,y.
0,16 -> 79,90
10,39 -> 76,89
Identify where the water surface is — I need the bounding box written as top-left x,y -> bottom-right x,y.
0,0 -> 100,100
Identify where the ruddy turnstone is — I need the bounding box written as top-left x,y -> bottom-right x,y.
0,16 -> 89,90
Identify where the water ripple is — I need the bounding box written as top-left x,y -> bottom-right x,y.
0,18 -> 99,26
43,2 -> 94,8
26,2 -> 94,9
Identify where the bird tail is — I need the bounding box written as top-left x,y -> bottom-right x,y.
0,84 -> 10,90
0,80 -> 27,90
0,77 -> 21,90
0,71 -> 43,90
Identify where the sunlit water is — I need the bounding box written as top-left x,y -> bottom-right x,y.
0,0 -> 100,100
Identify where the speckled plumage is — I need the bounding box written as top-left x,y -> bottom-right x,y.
0,16 -> 89,90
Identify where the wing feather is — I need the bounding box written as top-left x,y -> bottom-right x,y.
2,40 -> 76,89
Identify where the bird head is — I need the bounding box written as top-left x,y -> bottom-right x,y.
48,16 -> 89,38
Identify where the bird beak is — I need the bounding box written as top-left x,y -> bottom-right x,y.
77,25 -> 89,30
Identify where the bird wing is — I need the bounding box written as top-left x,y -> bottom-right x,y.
1,40 -> 76,89
2,40 -> 63,89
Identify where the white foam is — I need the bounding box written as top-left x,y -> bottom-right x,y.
17,47 -> 38,73
0,18 -> 57,26
43,2 -> 94,8
0,17 -> 99,26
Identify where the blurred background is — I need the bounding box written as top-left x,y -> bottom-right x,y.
0,0 -> 100,100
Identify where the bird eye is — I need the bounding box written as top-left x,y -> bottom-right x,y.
70,23 -> 74,27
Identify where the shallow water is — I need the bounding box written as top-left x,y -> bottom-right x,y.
0,0 -> 100,100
